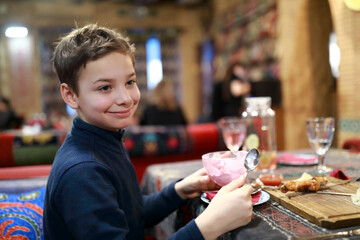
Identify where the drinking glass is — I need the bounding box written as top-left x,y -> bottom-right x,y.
217,117 -> 247,153
306,117 -> 335,175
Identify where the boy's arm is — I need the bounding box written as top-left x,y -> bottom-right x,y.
143,172 -> 253,240
143,182 -> 205,240
143,181 -> 185,227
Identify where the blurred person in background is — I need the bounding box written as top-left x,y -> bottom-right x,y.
140,79 -> 187,126
0,97 -> 22,130
211,62 -> 251,121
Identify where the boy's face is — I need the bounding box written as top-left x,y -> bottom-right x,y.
69,52 -> 140,131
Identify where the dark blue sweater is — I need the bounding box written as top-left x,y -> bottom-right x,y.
43,117 -> 204,240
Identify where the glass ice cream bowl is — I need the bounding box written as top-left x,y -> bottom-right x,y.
202,150 -> 248,187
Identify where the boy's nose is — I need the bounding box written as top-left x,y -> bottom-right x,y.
115,89 -> 132,106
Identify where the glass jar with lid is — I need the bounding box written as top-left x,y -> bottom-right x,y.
242,97 -> 277,170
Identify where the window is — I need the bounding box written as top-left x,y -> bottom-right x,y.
329,32 -> 340,78
146,37 -> 163,89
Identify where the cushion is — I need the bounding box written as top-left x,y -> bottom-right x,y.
187,123 -> 224,153
123,125 -> 191,156
0,165 -> 52,180
0,178 -> 48,193
0,187 -> 45,240
342,138 -> 360,153
0,130 -> 67,168
0,134 -> 15,167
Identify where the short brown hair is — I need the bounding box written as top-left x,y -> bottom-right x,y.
52,23 -> 136,94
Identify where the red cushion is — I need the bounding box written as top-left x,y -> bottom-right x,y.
342,138 -> 360,152
0,165 -> 52,180
186,123 -> 221,154
0,134 -> 15,167
132,123 -> 224,183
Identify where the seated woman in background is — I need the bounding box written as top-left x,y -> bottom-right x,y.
211,62 -> 251,121
140,79 -> 187,126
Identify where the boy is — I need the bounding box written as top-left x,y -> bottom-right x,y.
43,24 -> 253,240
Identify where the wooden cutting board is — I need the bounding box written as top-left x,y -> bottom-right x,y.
264,177 -> 360,229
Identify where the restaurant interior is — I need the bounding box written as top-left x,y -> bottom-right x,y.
0,0 -> 360,239
1,0 -> 359,150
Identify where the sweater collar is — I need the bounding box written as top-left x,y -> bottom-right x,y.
71,116 -> 125,144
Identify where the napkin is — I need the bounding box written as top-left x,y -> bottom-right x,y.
330,169 -> 351,180
276,153 -> 317,165
204,191 -> 261,205
205,191 -> 217,200
251,191 -> 261,204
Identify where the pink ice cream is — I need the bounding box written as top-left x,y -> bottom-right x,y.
202,150 -> 247,186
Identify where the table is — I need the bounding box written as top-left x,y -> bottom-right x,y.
141,149 -> 360,240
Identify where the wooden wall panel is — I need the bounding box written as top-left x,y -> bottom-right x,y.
278,0 -> 335,150
329,0 -> 360,147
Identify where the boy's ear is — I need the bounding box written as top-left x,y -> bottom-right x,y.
60,83 -> 78,109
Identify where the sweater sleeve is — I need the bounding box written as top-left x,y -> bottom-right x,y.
143,181 -> 185,227
143,182 -> 205,240
166,219 -> 204,240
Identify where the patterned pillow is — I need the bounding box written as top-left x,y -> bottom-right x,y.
0,187 -> 45,240
123,125 -> 191,156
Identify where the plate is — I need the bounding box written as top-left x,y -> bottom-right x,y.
200,190 -> 270,206
276,153 -> 318,166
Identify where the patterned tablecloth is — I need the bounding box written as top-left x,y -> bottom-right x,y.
141,149 -> 360,240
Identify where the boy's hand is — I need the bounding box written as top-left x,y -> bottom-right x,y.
174,168 -> 220,200
195,176 -> 253,239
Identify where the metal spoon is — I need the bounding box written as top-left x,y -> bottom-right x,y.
244,148 -> 260,174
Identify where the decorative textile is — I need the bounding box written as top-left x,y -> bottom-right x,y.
0,187 -> 45,240
123,125 -> 191,156
0,130 -> 66,167
248,201 -> 323,239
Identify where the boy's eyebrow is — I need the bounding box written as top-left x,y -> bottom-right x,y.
93,72 -> 136,84
93,78 -> 112,84
128,72 -> 136,78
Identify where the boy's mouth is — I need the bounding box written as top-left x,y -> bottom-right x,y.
107,109 -> 132,118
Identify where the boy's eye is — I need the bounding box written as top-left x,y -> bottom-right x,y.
126,80 -> 137,86
99,85 -> 111,92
